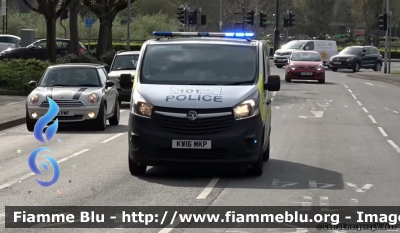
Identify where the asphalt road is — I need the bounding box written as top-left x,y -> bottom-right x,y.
1,67 -> 400,233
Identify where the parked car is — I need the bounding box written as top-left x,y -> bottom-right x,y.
0,34 -> 21,52
329,46 -> 383,72
0,38 -> 86,60
108,51 -> 140,104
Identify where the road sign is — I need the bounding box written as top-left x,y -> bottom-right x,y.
1,0 -> 6,16
85,18 -> 93,28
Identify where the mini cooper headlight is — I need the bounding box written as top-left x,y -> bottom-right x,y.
29,94 -> 39,104
88,93 -> 99,103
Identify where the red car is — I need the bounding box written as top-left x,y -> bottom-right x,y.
285,51 -> 325,84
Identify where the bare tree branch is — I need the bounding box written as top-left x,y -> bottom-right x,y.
55,0 -> 73,18
22,0 -> 42,14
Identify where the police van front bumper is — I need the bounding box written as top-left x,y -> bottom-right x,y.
127,109 -> 264,166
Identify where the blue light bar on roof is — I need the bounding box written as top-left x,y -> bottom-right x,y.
153,31 -> 255,38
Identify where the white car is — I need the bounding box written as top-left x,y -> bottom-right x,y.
0,34 -> 21,52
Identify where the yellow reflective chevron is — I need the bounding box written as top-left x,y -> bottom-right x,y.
257,73 -> 265,122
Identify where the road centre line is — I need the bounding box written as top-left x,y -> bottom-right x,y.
351,94 -> 357,99
348,89 -> 353,93
4,101 -> 25,106
344,85 -> 348,88
0,149 -> 90,191
196,178 -> 219,199
368,115 -> 377,124
356,101 -> 362,106
378,127 -> 388,137
362,108 -> 369,113
100,133 -> 125,143
387,140 -> 400,153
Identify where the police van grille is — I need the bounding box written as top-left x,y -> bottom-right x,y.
40,99 -> 84,107
152,107 -> 234,135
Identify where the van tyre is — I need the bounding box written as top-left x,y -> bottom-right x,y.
248,141 -> 264,176
263,130 -> 271,161
95,102 -> 107,131
109,99 -> 120,126
353,62 -> 360,72
26,111 -> 36,132
331,68 -> 337,72
373,62 -> 382,71
276,65 -> 283,68
129,157 -> 147,176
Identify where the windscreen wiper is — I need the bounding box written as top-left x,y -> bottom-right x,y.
224,81 -> 255,85
76,84 -> 100,87
187,83 -> 219,85
47,84 -> 71,87
116,67 -> 136,70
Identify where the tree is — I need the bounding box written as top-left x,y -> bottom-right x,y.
22,0 -> 72,62
69,0 -> 83,55
83,0 -> 136,56
348,0 -> 384,44
292,0 -> 335,37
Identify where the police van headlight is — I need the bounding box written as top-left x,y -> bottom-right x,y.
233,90 -> 260,120
131,90 -> 153,117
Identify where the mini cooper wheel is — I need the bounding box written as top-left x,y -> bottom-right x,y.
109,99 -> 120,126
95,102 -> 107,131
26,111 -> 36,132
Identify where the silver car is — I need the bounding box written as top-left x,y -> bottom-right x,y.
108,51 -> 140,104
26,63 -> 120,131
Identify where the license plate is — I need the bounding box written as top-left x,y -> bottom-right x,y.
57,111 -> 73,116
301,72 -> 313,76
172,140 -> 211,149
334,62 -> 341,65
277,59 -> 285,62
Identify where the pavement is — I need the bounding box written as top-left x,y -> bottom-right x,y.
0,96 -> 26,131
2,68 -> 400,232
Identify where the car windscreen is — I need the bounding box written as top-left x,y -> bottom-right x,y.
111,54 -> 139,70
140,44 -> 258,85
281,41 -> 305,49
291,53 -> 321,61
39,68 -> 101,87
339,47 -> 362,55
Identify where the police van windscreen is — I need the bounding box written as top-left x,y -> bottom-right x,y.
140,44 -> 257,85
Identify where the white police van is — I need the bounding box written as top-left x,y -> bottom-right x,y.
119,31 -> 281,177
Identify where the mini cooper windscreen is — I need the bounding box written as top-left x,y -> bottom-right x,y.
39,68 -> 102,87
140,44 -> 258,85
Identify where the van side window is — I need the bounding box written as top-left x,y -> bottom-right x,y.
304,42 -> 314,50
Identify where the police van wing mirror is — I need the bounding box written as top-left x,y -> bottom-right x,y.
119,74 -> 132,89
265,75 -> 281,92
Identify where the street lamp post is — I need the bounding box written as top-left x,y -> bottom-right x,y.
126,0 -> 131,51
273,0 -> 280,53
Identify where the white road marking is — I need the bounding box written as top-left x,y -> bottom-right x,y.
347,89 -> 353,93
365,82 -> 373,86
387,140 -> 400,153
344,85 -> 348,88
394,111 -> 399,114
319,196 -> 329,211
272,92 -> 276,96
368,115 -> 377,123
293,196 -> 312,207
271,179 -> 298,188
344,105 -> 348,108
345,183 -> 373,192
4,100 -> 25,106
351,94 -> 357,99
0,149 -> 90,191
309,180 -> 317,189
196,178 -> 219,199
356,101 -> 362,106
100,133 -> 125,143
378,127 -> 388,137
350,198 -> 359,205
362,107 -> 369,113
294,229 -> 308,233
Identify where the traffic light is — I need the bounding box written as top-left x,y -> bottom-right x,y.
246,10 -> 255,25
61,10 -> 68,20
378,14 -> 388,31
177,7 -> 185,24
283,17 -> 289,28
259,12 -> 267,27
288,11 -> 296,27
188,10 -> 197,25
201,14 -> 206,25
